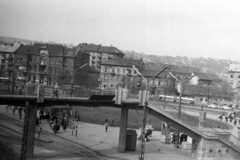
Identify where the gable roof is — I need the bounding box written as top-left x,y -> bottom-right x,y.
81,44 -> 124,55
141,69 -> 168,78
195,72 -> 221,81
102,58 -> 143,67
0,43 -> 20,53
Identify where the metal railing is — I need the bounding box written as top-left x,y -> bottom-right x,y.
148,100 -> 240,149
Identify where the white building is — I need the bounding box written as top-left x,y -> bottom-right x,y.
228,63 -> 240,88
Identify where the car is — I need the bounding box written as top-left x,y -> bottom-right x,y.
223,105 -> 233,110
208,103 -> 218,108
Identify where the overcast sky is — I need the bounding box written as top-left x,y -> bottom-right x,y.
0,0 -> 240,61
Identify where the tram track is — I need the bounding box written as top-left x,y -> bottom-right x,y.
0,113 -> 107,160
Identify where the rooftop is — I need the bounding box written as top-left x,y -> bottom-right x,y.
0,43 -> 20,53
81,44 -> 124,55
101,58 -> 143,67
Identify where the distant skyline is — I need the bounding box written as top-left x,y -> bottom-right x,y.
0,0 -> 240,61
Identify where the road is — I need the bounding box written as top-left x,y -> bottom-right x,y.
0,113 -> 105,160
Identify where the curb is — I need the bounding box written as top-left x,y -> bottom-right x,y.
0,113 -> 53,143
35,137 -> 53,143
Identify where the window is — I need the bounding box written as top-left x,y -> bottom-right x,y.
123,69 -> 126,74
1,59 -> 5,63
230,74 -> 233,78
117,68 -> 120,73
238,75 -> 240,79
111,84 -> 113,87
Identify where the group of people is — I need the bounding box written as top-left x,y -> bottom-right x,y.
6,105 -> 24,120
104,118 -> 115,132
218,112 -> 240,125
48,114 -> 68,134
171,132 -> 188,145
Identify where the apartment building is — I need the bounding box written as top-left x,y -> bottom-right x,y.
228,63 -> 240,88
100,58 -> 144,90
80,44 -> 124,70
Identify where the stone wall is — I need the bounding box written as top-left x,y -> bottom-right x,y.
192,138 -> 240,160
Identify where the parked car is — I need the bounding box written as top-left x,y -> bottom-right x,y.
223,105 -> 233,110
208,103 -> 218,108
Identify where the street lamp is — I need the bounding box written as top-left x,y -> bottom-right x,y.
59,62 -> 88,97
132,65 -> 168,160
168,72 -> 196,119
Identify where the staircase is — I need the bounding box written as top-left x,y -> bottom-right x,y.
147,101 -> 240,154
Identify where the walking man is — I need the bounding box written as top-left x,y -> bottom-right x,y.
105,120 -> 109,132
19,107 -> 22,120
52,82 -> 59,98
110,117 -> 114,127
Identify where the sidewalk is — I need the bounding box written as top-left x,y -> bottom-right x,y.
0,105 -> 193,160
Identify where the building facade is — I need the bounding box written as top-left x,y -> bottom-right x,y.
227,63 -> 240,88
80,44 -> 124,70
100,58 -> 144,90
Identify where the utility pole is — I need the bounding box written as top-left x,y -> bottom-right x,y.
59,61 -> 87,97
132,66 -> 168,160
168,72 -> 196,119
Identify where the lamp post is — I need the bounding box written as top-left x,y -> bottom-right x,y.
59,62 -> 87,97
168,72 -> 196,119
132,65 -> 168,160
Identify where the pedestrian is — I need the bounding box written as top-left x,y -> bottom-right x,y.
36,118 -> 40,127
77,113 -> 81,122
180,133 -> 184,145
62,116 -> 67,131
52,82 -> 59,98
105,120 -> 109,132
225,116 -> 228,122
19,107 -> 22,120
105,118 -> 108,123
6,105 -> 9,112
111,117 -> 114,127
234,119 -> 237,125
13,106 -> 16,115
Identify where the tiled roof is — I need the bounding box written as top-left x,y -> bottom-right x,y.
141,69 -> 168,78
15,43 -> 64,55
101,58 -> 142,67
46,44 -> 64,55
207,74 -> 222,81
195,72 -> 221,81
0,43 -> 20,53
195,72 -> 212,80
15,44 -> 30,54
229,63 -> 240,72
82,44 -> 124,54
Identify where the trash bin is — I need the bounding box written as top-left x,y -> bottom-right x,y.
126,130 -> 137,151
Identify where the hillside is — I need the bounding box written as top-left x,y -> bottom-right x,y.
122,50 -> 238,80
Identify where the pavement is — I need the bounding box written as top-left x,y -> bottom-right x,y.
3,105 -> 238,160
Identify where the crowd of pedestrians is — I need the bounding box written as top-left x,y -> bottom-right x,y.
218,111 -> 240,125
170,132 -> 188,148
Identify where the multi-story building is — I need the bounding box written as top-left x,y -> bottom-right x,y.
80,44 -> 124,70
141,69 -> 175,95
14,43 -> 65,86
74,50 -> 90,88
100,58 -> 144,90
0,43 -> 20,78
228,63 -> 240,88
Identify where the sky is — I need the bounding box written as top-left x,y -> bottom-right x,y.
0,0 -> 240,61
